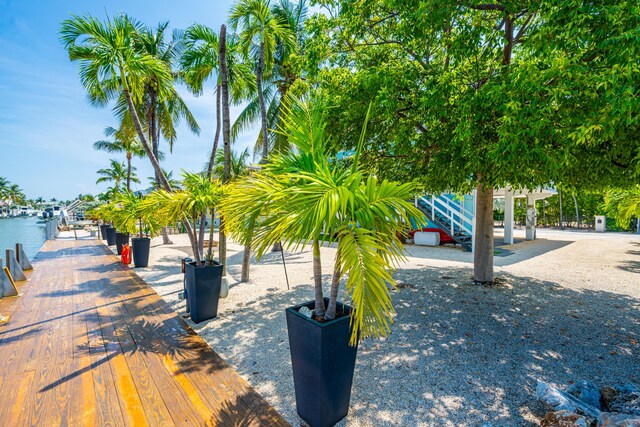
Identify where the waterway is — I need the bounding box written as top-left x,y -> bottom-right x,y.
0,217 -> 46,260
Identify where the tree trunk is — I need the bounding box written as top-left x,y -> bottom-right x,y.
312,240 -> 325,317
240,243 -> 251,282
207,87 -> 222,178
219,24 -> 231,276
198,212 -> 207,256
207,208 -> 215,260
473,181 -> 494,283
257,42 -> 269,162
572,194 -> 580,228
122,87 -> 170,192
324,245 -> 341,320
126,153 -> 132,192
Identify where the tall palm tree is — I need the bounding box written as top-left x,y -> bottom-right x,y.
181,25 -> 255,176
230,0 -> 306,157
148,169 -> 181,190
229,0 -> 296,162
61,14 -> 201,249
93,125 -> 146,191
61,14 -> 172,192
96,159 -> 139,193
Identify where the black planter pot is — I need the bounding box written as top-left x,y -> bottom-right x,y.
106,227 -> 116,246
99,224 -> 109,240
131,237 -> 150,268
184,261 -> 223,323
285,299 -> 358,427
115,232 -> 130,255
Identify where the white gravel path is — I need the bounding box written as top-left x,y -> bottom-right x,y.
134,228 -> 640,426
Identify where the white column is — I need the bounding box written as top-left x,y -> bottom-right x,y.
525,194 -> 537,240
504,190 -> 514,245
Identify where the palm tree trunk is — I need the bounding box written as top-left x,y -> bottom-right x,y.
126,153 -> 132,192
324,245 -> 341,320
473,180 -> 494,283
219,24 -> 231,276
312,239 -> 325,317
122,88 -> 170,191
207,208 -> 215,260
207,87 -> 222,177
257,41 -> 268,162
240,218 -> 254,283
198,211 -> 207,256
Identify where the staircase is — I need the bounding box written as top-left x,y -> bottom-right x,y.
416,195 -> 474,251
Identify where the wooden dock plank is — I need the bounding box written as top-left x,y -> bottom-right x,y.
0,238 -> 288,426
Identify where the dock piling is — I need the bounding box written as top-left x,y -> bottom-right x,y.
16,243 -> 33,270
6,249 -> 26,281
1,263 -> 19,297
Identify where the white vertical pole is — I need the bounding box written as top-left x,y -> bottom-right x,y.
504,190 -> 514,245
471,189 -> 477,253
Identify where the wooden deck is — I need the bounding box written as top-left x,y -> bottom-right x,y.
0,238 -> 289,426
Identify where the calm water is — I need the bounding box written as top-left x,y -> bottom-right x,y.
0,217 -> 46,260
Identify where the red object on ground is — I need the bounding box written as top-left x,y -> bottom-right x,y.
409,228 -> 456,245
121,244 -> 131,264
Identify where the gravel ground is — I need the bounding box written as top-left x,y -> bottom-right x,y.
135,228 -> 640,426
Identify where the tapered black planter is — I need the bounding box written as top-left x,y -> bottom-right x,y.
131,237 -> 150,268
115,232 -> 130,255
100,224 -> 109,240
106,227 -> 116,246
285,299 -> 358,427
184,261 -> 223,323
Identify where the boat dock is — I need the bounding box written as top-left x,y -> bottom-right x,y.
0,237 -> 289,426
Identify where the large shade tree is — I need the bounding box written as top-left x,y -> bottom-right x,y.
304,0 -> 640,283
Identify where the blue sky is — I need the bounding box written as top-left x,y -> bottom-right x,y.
0,0 -> 260,201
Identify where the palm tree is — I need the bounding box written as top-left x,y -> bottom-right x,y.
94,125 -> 146,191
231,0 -> 306,158
61,14 -> 201,248
181,24 -> 255,176
144,172 -> 224,264
61,14 -> 172,192
0,177 -> 9,200
229,0 -> 296,162
96,159 -> 139,193
212,148 -> 250,178
6,184 -> 25,205
148,169 -> 181,190
222,96 -> 423,342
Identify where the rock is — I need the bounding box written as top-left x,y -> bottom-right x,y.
536,381 -> 602,419
298,306 -> 313,318
541,410 -> 589,427
567,380 -> 602,410
602,387 -> 620,411
597,412 -> 640,426
609,388 -> 640,416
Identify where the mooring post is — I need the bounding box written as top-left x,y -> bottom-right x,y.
6,249 -> 26,282
16,243 -> 33,271
1,260 -> 18,297
1,262 -> 19,297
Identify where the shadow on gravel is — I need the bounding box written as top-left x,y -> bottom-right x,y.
195,265 -> 640,426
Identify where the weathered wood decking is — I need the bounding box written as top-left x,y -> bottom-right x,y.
0,238 -> 289,426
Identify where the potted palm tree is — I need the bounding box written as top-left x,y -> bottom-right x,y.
110,191 -> 160,268
144,172 -> 225,322
89,204 -> 118,245
222,97 -> 423,427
